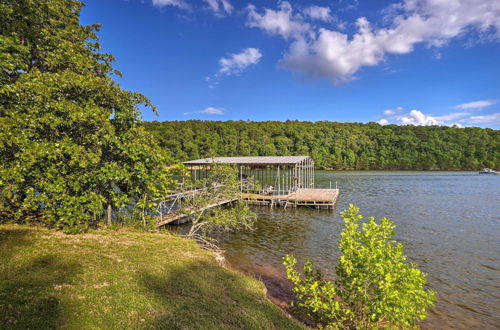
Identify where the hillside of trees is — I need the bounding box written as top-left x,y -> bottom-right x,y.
144,120 -> 499,170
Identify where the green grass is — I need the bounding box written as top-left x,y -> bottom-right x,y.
0,224 -> 305,329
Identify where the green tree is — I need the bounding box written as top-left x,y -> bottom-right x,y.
0,0 -> 171,232
143,120 -> 499,171
178,163 -> 256,246
283,205 -> 435,329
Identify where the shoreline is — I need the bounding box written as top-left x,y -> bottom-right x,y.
227,263 -> 316,328
0,224 -> 306,329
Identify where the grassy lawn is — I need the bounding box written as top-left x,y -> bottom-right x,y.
0,224 -> 305,329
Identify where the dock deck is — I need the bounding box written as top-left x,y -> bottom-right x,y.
243,188 -> 339,209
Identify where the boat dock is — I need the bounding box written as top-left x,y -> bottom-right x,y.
243,188 -> 339,209
156,156 -> 340,228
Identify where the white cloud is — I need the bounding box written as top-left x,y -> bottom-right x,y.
200,107 -> 224,115
152,0 -> 190,9
203,0 -> 233,15
303,5 -> 333,22
383,106 -> 404,116
206,48 -> 262,87
397,109 -> 441,126
218,47 -> 262,76
247,2 -> 310,39
377,99 -> 500,127
152,0 -> 233,14
434,112 -> 471,121
454,100 -> 497,110
377,109 -> 500,127
248,0 -> 500,84
185,107 -> 225,115
378,108 -> 447,126
464,112 -> 500,125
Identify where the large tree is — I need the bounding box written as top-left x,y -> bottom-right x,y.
0,0 -> 171,232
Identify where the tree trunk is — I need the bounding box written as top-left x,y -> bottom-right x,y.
107,203 -> 112,226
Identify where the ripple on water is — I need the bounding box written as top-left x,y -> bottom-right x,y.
216,171 -> 500,329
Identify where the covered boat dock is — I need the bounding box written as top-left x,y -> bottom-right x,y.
183,156 -> 339,209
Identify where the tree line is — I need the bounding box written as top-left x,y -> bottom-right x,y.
144,120 -> 499,170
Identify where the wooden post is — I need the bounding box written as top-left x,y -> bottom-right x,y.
303,159 -> 305,188
309,158 -> 312,187
307,159 -> 309,188
306,159 -> 308,187
277,165 -> 281,194
293,164 -> 298,191
307,158 -> 309,187
297,161 -> 300,190
262,167 -> 265,188
283,166 -> 286,194
302,159 -> 304,189
305,159 -> 308,188
310,158 -> 314,188
305,159 -> 307,188
286,166 -> 289,193
312,159 -> 315,187
309,158 -> 311,187
299,160 -> 303,189
298,161 -> 301,190
263,166 -> 266,188
267,166 -> 270,193
107,203 -> 112,226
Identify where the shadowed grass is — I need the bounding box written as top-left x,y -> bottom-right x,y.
0,225 -> 305,329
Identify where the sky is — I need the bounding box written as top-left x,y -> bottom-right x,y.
80,0 -> 500,128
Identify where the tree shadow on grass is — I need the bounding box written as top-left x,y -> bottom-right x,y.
0,228 -> 34,260
0,229 -> 81,329
139,260 -> 304,329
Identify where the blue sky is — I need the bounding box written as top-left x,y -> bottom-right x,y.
81,0 -> 500,128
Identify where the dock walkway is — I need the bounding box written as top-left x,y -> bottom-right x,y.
156,198 -> 236,228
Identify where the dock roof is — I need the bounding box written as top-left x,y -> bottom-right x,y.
183,156 -> 310,166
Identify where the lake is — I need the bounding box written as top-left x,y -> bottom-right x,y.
215,171 -> 500,329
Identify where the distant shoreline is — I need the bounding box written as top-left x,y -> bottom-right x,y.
144,121 -> 499,171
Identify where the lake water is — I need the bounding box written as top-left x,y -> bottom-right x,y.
215,171 -> 500,329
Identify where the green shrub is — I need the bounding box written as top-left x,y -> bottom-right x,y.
284,204 -> 435,329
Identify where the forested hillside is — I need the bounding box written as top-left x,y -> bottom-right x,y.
144,121 -> 499,170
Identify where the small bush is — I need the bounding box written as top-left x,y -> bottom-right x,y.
284,204 -> 435,329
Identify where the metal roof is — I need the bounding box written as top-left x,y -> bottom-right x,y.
183,156 -> 311,166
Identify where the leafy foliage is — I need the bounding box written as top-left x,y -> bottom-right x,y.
0,0 -> 171,232
180,164 -> 256,240
145,120 -> 499,170
284,205 -> 436,329
283,256 -> 345,327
